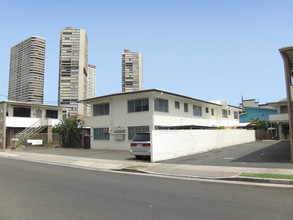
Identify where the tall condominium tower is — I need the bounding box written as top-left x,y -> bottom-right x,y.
58,27 -> 88,116
8,36 -> 46,103
86,64 -> 96,115
122,49 -> 143,92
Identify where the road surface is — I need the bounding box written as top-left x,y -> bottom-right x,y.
0,158 -> 292,220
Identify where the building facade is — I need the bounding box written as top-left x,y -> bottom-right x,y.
81,89 -> 243,151
0,101 -> 65,149
8,36 -> 46,103
86,64 -> 96,116
58,27 -> 88,116
239,99 -> 277,123
122,49 -> 143,92
268,98 -> 289,140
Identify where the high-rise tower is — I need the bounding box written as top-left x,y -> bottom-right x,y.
8,36 -> 46,103
122,49 -> 143,92
86,64 -> 96,115
58,27 -> 88,116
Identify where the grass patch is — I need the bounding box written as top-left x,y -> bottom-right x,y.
240,173 -> 293,180
127,165 -> 147,169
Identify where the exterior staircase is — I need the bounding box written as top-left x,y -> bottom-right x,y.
12,119 -> 48,149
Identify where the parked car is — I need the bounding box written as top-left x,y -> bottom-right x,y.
130,132 -> 151,159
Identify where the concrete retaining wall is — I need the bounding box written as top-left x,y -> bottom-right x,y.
151,129 -> 256,162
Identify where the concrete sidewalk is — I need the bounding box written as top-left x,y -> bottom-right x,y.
0,150 -> 293,185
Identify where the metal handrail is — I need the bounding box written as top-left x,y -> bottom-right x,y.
12,119 -> 49,149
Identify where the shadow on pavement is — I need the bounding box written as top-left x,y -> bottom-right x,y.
232,141 -> 291,163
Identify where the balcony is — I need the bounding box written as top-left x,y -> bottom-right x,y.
6,117 -> 61,128
269,114 -> 289,123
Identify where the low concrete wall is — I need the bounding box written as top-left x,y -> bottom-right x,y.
151,129 -> 256,162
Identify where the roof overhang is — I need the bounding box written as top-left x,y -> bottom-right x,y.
0,100 -> 68,110
279,46 -> 293,67
79,88 -> 242,109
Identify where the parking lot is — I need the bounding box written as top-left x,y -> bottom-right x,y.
24,140 -> 292,168
162,140 -> 292,169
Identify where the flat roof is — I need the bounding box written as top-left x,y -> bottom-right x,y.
0,100 -> 68,109
80,88 -> 243,110
266,98 -> 287,105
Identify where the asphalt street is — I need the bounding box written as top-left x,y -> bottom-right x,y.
0,157 -> 293,220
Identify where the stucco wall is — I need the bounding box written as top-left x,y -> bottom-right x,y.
151,129 -> 256,162
84,90 -> 244,151
84,95 -> 153,150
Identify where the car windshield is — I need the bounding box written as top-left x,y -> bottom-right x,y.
132,133 -> 150,141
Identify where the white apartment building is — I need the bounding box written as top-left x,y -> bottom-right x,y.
268,98 -> 289,140
0,101 -> 65,149
86,64 -> 96,116
8,36 -> 46,103
82,89 -> 244,151
122,49 -> 143,92
58,27 -> 88,116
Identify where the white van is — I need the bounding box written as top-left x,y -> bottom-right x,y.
129,132 -> 151,159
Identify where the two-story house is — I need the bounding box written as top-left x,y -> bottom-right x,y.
268,98 -> 289,139
239,99 -> 277,123
81,89 -> 244,150
0,101 -> 66,149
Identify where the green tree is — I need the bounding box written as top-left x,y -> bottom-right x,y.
249,117 -> 269,130
53,119 -> 83,148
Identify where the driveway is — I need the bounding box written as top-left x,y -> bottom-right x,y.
23,148 -> 150,162
20,140 -> 292,168
162,140 -> 293,169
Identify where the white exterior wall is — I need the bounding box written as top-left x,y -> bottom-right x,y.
84,90 -> 243,151
84,94 -> 153,150
151,129 -> 256,162
6,117 -> 61,128
0,103 -> 6,149
5,103 -> 63,128
153,95 -> 240,128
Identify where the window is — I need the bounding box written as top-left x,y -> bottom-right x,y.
154,98 -> 168,112
128,126 -> 149,140
228,110 -> 231,115
93,103 -> 109,116
13,107 -> 31,117
211,108 -> 214,116
234,111 -> 239,119
205,107 -> 209,113
222,109 -> 228,118
175,101 -> 180,109
46,110 -> 58,119
280,105 -> 288,114
193,105 -> 202,116
128,98 -> 149,113
94,128 -> 110,140
184,103 -> 188,112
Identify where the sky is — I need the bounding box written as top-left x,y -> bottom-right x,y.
0,0 -> 292,106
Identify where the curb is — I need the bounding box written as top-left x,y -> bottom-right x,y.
225,176 -> 293,185
121,168 -> 293,185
